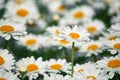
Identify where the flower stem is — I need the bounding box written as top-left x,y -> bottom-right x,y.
6,40 -> 10,51
115,73 -> 119,80
71,42 -> 75,77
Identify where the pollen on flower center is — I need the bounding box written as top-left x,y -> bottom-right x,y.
0,56 -> 5,65
27,64 -> 38,72
87,26 -> 97,33
69,32 -> 80,39
73,11 -> 84,19
87,76 -> 97,80
0,25 -> 14,32
117,6 -> 120,11
0,78 -> 6,80
59,39 -> 69,45
77,68 -> 84,72
16,9 -> 29,17
87,44 -> 99,51
50,64 -> 62,70
57,5 -> 65,11
113,43 -> 120,50
55,29 -> 60,35
107,59 -> 120,68
25,39 -> 37,45
108,36 -> 117,40
15,0 -> 23,5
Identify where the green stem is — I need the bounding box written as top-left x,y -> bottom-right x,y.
115,73 -> 119,80
71,42 -> 75,77
6,40 -> 10,51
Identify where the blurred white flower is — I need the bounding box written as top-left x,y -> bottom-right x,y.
17,34 -> 45,51
0,49 -> 15,71
0,69 -> 19,80
0,19 -> 27,40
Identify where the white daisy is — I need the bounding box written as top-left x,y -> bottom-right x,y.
108,0 -> 120,14
65,5 -> 95,22
17,34 -> 44,51
0,49 -> 15,71
16,56 -> 46,80
46,59 -> 71,73
44,74 -> 72,80
100,31 -> 119,41
97,54 -> 120,79
60,25 -> 90,44
58,17 -> 79,26
80,40 -> 105,56
104,38 -> 120,54
73,63 -> 108,80
48,1 -> 66,14
0,69 -> 19,80
108,23 -> 120,37
4,3 -> 40,23
46,26 -> 62,36
84,19 -> 105,36
0,19 -> 27,40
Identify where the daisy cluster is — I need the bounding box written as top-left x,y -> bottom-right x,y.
0,0 -> 120,80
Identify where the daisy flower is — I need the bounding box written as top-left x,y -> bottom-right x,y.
58,17 -> 79,26
0,19 -> 27,40
0,49 -> 15,71
4,2 -> 40,23
48,1 -> 66,14
60,25 -> 90,44
46,26 -> 62,36
104,38 -> 120,54
52,36 -> 72,48
65,5 -> 95,22
73,64 -> 108,80
0,69 -> 19,80
80,40 -> 104,56
44,74 -> 72,80
84,19 -> 105,36
17,34 -> 44,51
108,23 -> 120,37
109,0 -> 120,14
97,54 -> 120,79
100,31 -> 118,41
46,59 -> 71,73
16,56 -> 46,80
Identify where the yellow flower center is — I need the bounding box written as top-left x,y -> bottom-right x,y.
16,9 -> 29,17
0,25 -> 14,32
117,6 -> 120,11
77,68 -> 84,72
25,39 -> 37,46
27,64 -> 38,72
87,44 -> 99,51
113,43 -> 120,50
59,39 -> 70,45
55,29 -> 60,35
50,64 -> 62,70
57,5 -> 65,11
87,26 -> 97,33
15,0 -> 23,5
0,78 -> 6,80
69,32 -> 80,39
108,36 -> 117,40
107,59 -> 120,68
73,11 -> 84,19
87,76 -> 97,80
0,56 -> 5,65
74,47 -> 79,52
